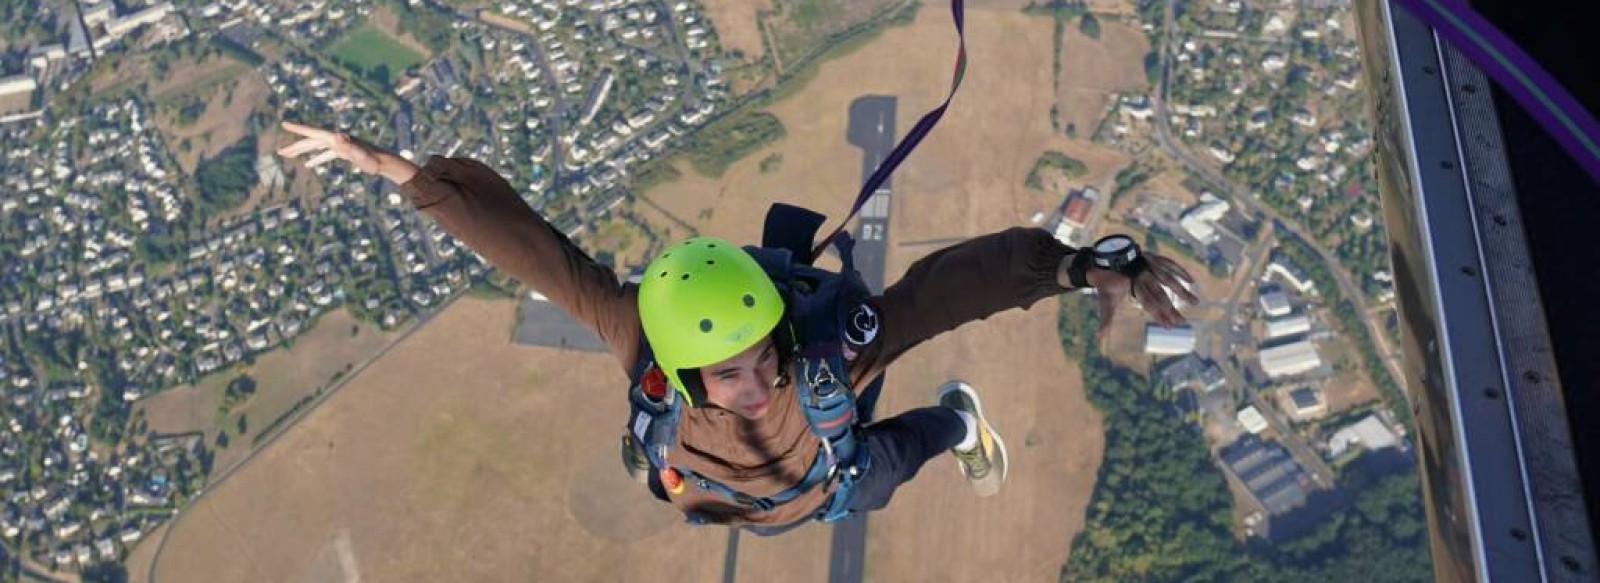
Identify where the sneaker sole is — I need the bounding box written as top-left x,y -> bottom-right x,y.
936,380 -> 1009,485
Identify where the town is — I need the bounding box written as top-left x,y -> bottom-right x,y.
1028,0 -> 1413,544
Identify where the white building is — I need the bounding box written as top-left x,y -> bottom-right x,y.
0,76 -> 38,98
106,3 -> 176,37
1180,192 -> 1231,244
1328,414 -> 1401,457
1259,339 -> 1322,379
1267,261 -> 1317,294
1261,52 -> 1287,71
1145,324 -> 1196,355
1237,406 -> 1269,434
1265,314 -> 1311,339
1259,286 -> 1292,317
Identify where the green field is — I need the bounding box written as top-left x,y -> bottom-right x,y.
329,24 -> 425,87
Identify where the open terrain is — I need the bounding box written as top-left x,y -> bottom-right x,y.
702,0 -> 773,61
141,297 -> 729,582
1056,20 -> 1150,137
138,309 -> 400,476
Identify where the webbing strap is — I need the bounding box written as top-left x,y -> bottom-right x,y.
809,0 -> 970,262
1392,0 -> 1600,182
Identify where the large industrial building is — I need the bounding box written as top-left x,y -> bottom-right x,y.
0,76 -> 38,116
1157,353 -> 1227,393
1145,324 -> 1196,355
1327,414 -> 1401,458
1180,192 -> 1231,244
1221,435 -> 1310,517
1265,314 -> 1312,340
1258,338 -> 1322,379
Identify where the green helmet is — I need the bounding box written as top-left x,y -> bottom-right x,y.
638,236 -> 785,405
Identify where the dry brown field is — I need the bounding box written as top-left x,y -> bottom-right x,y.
702,0 -> 773,61
138,309 -> 399,475
146,58 -> 267,174
141,297 -> 730,582
1056,21 -> 1150,136
1321,340 -> 1381,415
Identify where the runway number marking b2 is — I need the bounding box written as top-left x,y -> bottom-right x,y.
861,223 -> 884,241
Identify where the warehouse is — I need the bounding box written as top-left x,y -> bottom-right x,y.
1259,338 -> 1322,379
1145,324 -> 1196,355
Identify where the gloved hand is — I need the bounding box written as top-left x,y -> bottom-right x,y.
1086,252 -> 1198,341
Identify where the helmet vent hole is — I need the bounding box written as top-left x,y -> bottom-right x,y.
699,319 -> 713,332
706,259 -> 715,265
742,294 -> 755,307
658,271 -> 667,278
680,274 -> 690,281
707,243 -> 717,248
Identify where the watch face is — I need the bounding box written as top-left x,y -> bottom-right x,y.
1095,235 -> 1134,254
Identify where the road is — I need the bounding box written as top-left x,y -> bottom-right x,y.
644,0 -> 704,108
1247,387 -> 1337,487
1205,222 -> 1338,487
1153,1 -> 1406,396
458,7 -> 570,178
824,94 -> 898,583
1218,222 -> 1277,331
1151,6 -> 1356,490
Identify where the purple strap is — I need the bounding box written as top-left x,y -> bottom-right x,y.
1394,0 -> 1600,182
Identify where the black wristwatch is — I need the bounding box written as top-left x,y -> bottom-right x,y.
1065,234 -> 1151,289
1090,234 -> 1149,278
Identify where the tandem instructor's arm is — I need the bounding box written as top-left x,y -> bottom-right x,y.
851,227 -> 1198,382
276,121 -> 644,369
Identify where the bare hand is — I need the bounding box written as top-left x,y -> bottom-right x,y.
1088,252 -> 1200,342
276,121 -> 385,175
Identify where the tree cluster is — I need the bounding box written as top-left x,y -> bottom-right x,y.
1056,295 -> 1430,582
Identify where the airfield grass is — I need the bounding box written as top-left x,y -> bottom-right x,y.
702,0 -> 773,61
1056,20 -> 1152,138
138,309 -> 400,478
144,298 -> 729,582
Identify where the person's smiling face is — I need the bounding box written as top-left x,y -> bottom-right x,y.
700,335 -> 780,419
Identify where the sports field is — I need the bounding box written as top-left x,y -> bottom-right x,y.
329,24 -> 425,86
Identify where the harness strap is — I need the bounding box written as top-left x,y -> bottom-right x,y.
810,0 -> 970,262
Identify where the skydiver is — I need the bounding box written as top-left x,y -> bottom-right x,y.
277,121 -> 1198,534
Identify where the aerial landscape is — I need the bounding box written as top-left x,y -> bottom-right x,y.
0,0 -> 1431,581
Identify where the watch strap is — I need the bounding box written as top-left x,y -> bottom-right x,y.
1066,249 -> 1092,289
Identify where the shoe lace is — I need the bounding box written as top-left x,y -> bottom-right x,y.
954,440 -> 991,479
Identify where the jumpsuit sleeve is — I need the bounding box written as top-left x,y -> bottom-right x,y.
399,156 -> 642,370
849,227 -> 1076,385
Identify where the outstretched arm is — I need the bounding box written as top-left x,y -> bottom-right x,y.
850,227 -> 1196,382
276,122 -> 643,369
